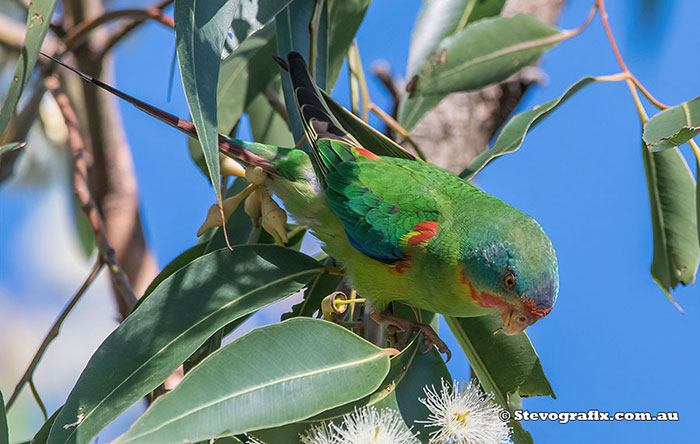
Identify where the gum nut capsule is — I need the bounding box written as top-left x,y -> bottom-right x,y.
219,154 -> 245,177
244,188 -> 262,227
245,166 -> 267,185
197,204 -> 223,236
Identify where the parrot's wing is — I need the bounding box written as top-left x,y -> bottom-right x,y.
320,138 -> 440,264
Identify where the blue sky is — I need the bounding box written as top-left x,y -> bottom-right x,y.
1,0 -> 698,443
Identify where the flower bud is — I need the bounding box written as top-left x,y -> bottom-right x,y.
244,187 -> 262,228
219,154 -> 245,177
260,191 -> 288,245
245,165 -> 267,185
196,184 -> 256,236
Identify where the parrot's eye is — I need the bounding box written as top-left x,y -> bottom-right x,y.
504,273 -> 516,289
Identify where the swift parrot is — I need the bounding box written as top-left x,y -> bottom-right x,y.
44,51 -> 559,358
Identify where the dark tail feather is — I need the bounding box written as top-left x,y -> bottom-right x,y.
41,52 -> 277,173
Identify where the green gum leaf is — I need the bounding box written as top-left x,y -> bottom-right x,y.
641,140 -> 699,295
460,76 -> 598,179
47,246 -> 324,444
114,319 -> 391,444
643,96 -> 700,151
410,14 -> 562,97
0,0 -> 58,135
399,0 -> 505,129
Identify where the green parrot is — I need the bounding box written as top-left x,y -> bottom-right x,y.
45,52 -> 559,358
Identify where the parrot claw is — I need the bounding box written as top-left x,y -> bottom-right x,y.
370,310 -> 451,362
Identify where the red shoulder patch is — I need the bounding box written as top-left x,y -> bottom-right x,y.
406,221 -> 439,246
353,146 -> 378,160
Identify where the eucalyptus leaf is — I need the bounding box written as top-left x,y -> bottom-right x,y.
643,96 -> 700,151
226,0 -> 294,52
0,141 -> 25,156
275,0 -> 329,142
321,90 -> 416,160
445,314 -> 555,408
115,319 -> 391,444
175,0 -> 235,204
399,0 -> 505,129
641,141 -> 699,294
406,0 -> 506,79
251,335 -> 423,443
327,0 -> 371,86
1,390 -> 8,444
409,14 -> 562,97
246,80 -> 294,147
0,0 -> 58,135
218,25 -> 278,135
30,408 -> 61,444
460,77 -> 598,179
47,246 -> 325,444
281,254 -> 341,320
445,315 -> 552,444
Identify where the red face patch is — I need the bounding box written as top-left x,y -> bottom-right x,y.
523,298 -> 552,319
463,278 -> 511,312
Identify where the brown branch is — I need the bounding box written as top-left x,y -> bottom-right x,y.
64,7 -> 174,51
263,87 -> 291,130
45,75 -> 137,310
101,0 -> 174,56
63,0 -> 159,320
4,260 -> 103,412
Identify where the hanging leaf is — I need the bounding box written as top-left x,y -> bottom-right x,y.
225,0 -> 294,52
275,0 -> 329,142
175,0 -> 235,204
246,79 -> 294,147
29,408 -> 61,444
114,319 -> 391,444
251,335 -> 424,443
643,96 -> 700,151
641,141 -> 699,296
46,246 -> 325,444
326,0 -> 371,86
1,390 -> 8,444
218,25 -> 279,135
321,90 -> 416,160
282,253 -> 342,320
408,14 -> 562,97
460,77 -> 598,179
0,0 -> 58,135
399,0 -> 506,129
445,314 -> 554,444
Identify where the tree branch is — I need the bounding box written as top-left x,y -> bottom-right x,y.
4,260 -> 103,412
45,75 -> 137,310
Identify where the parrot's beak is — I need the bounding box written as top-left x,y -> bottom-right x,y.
500,307 -> 529,335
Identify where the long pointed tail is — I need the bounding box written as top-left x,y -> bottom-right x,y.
41,52 -> 277,174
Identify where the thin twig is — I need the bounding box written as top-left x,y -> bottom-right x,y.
45,75 -> 138,309
308,0 -> 325,81
348,42 -> 371,121
596,0 -> 647,121
100,0 -> 175,57
28,379 -> 48,421
4,260 -> 103,412
263,87 -> 291,130
690,139 -> 700,166
369,103 -> 427,160
64,7 -> 174,51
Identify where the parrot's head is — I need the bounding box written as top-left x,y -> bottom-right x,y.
459,210 -> 558,335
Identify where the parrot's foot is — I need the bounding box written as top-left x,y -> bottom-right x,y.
369,310 -> 451,362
